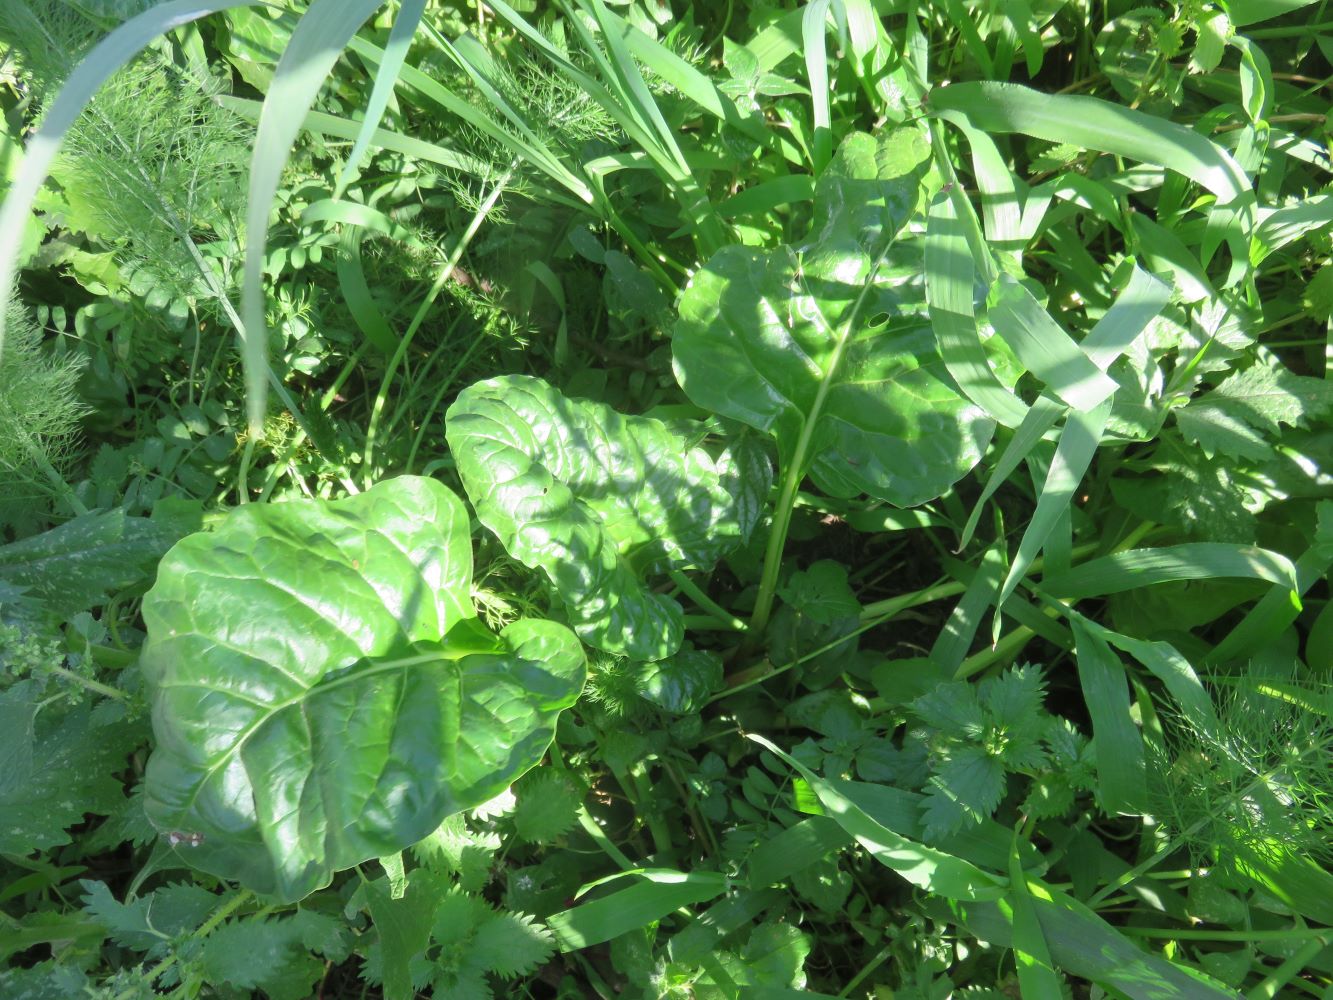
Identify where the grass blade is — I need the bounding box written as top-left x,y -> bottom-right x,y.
334,0 -> 426,196
747,816 -> 853,889
995,400 -> 1111,613
219,95 -> 494,178
959,395 -> 1063,550
1007,844 -> 1063,1000
928,81 -> 1251,206
802,0 -> 833,172
749,735 -> 1007,901
241,0 -> 386,433
546,871 -> 728,950
987,276 -> 1119,410
1043,543 -> 1299,599
931,543 -> 1006,671
1207,506 -> 1333,663
925,191 -> 1029,428
1067,613 -> 1220,733
0,0 -> 259,358
1070,617 -> 1149,814
1081,265 -> 1172,369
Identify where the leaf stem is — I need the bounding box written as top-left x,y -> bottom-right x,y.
46,663 -> 128,701
576,804 -> 636,871
747,244 -> 894,640
363,158 -> 518,484
669,569 -> 746,631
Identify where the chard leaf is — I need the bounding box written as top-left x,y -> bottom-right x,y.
446,374 -> 743,661
141,476 -> 585,903
674,126 -> 996,507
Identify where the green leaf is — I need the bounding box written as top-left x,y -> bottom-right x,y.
922,746 -> 1006,835
469,909 -> 555,978
80,880 -> 216,955
366,869 -> 452,1000
675,127 -> 994,507
513,768 -> 582,843
1175,359 -> 1333,460
0,508 -> 187,617
447,375 -> 742,661
0,689 -> 138,855
201,915 -> 315,995
1070,619 -> 1148,814
750,735 -> 1007,901
779,560 -> 860,626
140,476 -> 586,902
738,921 -> 810,989
547,870 -> 729,950
638,645 -> 723,714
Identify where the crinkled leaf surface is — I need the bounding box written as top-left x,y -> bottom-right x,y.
637,645 -> 723,714
141,476 -> 585,902
446,374 -> 743,661
674,127 -> 994,506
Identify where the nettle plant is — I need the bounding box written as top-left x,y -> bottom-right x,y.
140,124 -> 984,898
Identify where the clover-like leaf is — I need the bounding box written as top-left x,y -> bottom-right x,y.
674,126 -> 995,507
140,476 -> 585,903
446,374 -> 743,661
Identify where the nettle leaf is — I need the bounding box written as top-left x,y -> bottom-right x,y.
140,476 -> 585,902
674,126 -> 996,507
513,767 -> 582,843
80,880 -> 216,955
0,684 -> 138,855
447,374 -> 744,661
1175,359 -> 1333,460
923,746 -> 1007,836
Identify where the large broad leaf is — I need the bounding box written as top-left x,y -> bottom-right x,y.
446,374 -> 748,661
673,126 -> 994,507
140,476 -> 585,903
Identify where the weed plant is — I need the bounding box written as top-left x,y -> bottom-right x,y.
1,0 -> 1332,998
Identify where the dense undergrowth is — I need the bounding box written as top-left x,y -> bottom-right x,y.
2,0 -> 1332,997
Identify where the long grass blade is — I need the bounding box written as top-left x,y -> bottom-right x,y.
335,0 -> 427,197
1066,613 -> 1220,733
1007,844 -> 1063,1000
241,0 -> 386,434
802,0 -> 833,172
1043,543 -> 1299,600
987,276 -> 1119,410
928,82 -> 1251,206
1080,266 -> 1172,369
749,735 -> 1007,901
546,871 -> 728,950
1070,617 -> 1149,814
959,396 -> 1063,550
994,400 -> 1110,617
924,192 -> 1029,428
0,0 -> 259,359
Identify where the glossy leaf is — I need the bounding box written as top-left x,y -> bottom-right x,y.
674,127 -> 995,507
446,374 -> 743,661
141,477 -> 585,902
